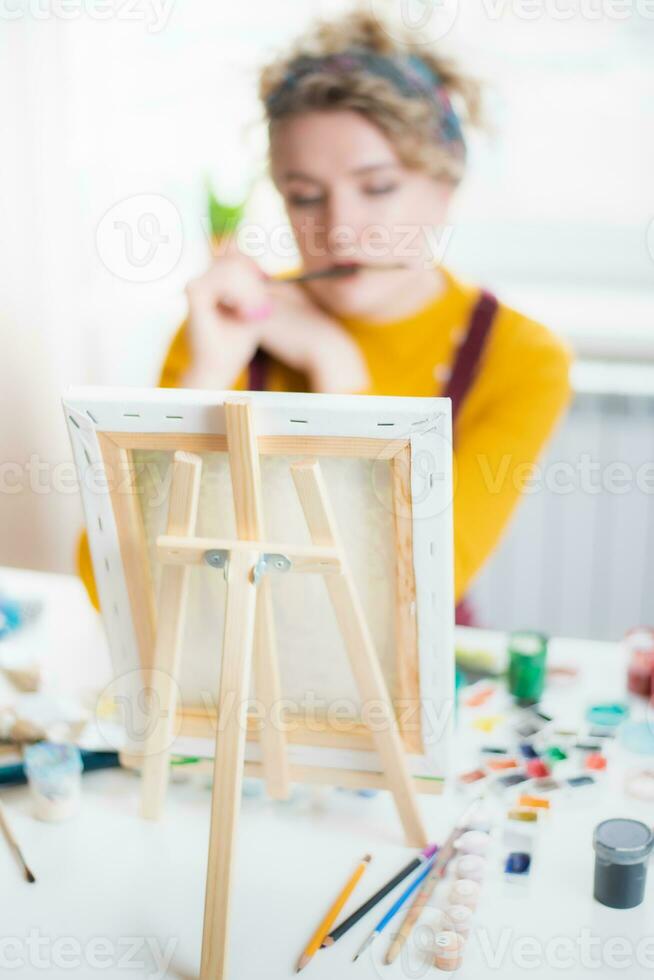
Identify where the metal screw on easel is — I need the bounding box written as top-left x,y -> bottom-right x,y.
204,549 -> 230,580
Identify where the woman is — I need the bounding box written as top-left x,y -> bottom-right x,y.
79,9 -> 572,619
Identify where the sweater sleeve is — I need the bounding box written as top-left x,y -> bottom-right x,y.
452,311 -> 573,602
158,320 -> 191,388
76,320 -> 192,611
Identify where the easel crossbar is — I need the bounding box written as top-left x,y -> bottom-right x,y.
157,535 -> 342,575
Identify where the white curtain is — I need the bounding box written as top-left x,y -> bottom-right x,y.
0,3 -> 338,571
1,22 -> 86,571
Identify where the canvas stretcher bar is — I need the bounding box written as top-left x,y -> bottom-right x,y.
63,387 -> 455,781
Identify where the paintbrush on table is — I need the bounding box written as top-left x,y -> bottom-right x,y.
0,798 -> 36,883
385,797 -> 484,965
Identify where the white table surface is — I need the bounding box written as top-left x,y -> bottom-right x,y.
1,566 -> 653,980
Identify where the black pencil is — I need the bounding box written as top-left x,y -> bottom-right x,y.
320,843 -> 436,947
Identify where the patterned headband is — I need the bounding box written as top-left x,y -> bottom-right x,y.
265,46 -> 465,154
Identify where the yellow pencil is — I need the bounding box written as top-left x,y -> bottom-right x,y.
296,853 -> 371,972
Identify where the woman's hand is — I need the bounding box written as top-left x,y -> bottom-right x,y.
259,279 -> 370,394
182,243 -> 369,393
183,245 -> 272,389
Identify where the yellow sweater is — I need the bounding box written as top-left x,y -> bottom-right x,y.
77,268 -> 572,609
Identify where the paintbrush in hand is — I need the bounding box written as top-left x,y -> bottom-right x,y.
278,261 -> 408,284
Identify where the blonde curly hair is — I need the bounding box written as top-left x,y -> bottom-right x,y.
259,6 -> 482,185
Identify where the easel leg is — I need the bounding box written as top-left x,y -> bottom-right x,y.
225,399 -> 290,800
201,548 -> 258,980
291,460 -> 428,848
141,452 -> 202,821
253,578 -> 291,799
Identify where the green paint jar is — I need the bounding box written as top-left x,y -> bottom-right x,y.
508,631 -> 548,705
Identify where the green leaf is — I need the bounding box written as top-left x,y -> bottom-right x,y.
208,186 -> 247,239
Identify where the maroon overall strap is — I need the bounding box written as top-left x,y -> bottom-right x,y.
247,347 -> 269,391
247,291 -> 499,398
443,290 -> 499,427
444,289 -> 499,626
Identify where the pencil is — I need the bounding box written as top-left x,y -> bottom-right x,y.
0,798 -> 36,883
385,799 -> 483,965
353,850 -> 439,961
296,853 -> 371,972
321,842 -> 437,947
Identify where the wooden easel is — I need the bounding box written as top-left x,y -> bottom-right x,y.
138,399 -> 427,980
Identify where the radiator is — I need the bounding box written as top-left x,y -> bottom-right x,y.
469,363 -> 654,641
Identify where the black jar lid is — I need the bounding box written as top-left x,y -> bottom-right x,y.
593,819 -> 654,865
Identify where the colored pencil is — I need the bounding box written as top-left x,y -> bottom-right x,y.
321,842 -> 437,947
0,799 -> 36,883
385,799 -> 483,965
296,854 -> 371,972
353,850 -> 439,961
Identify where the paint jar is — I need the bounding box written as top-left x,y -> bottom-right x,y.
526,759 -> 550,779
504,851 -> 532,880
458,767 -> 487,787
453,854 -> 487,882
624,628 -> 654,698
518,794 -> 550,811
593,819 -> 654,909
585,753 -> 607,772
508,808 -> 539,824
432,930 -> 465,972
508,631 -> 548,705
447,878 -> 481,910
624,770 -> 654,803
442,904 -> 474,939
0,596 -> 23,638
454,830 -> 490,856
462,809 -> 494,834
24,742 -> 83,822
585,703 -> 628,729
